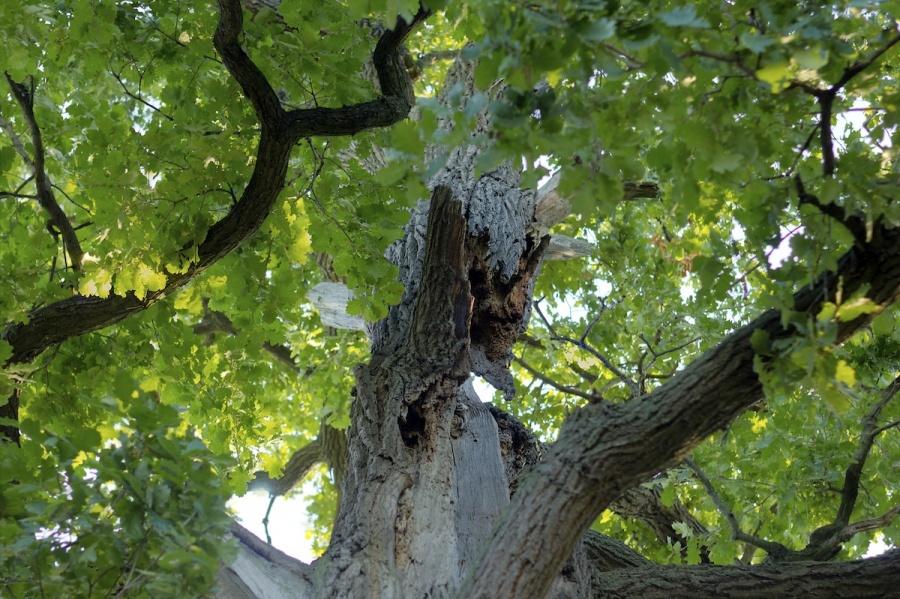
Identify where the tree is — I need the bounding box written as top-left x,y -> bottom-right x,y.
1,0 -> 899,596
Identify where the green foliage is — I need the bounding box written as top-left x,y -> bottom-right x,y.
0,396 -> 236,597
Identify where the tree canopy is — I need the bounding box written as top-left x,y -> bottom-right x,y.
1,0 -> 899,597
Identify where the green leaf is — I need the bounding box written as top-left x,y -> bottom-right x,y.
740,32 -> 775,53
750,329 -> 772,355
0,339 -> 12,364
834,360 -> 855,387
794,46 -> 829,71
581,18 -> 616,42
835,297 -> 880,322
657,6 -> 709,28
660,483 -> 676,507
686,537 -> 702,565
871,309 -> 896,336
756,62 -> 793,93
819,382 -> 851,413
709,152 -> 742,173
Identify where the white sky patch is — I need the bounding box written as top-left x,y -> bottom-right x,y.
865,534 -> 892,557
766,226 -> 801,269
229,487 -> 318,563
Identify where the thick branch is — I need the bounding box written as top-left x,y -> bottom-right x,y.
247,440 -> 322,496
581,529 -> 653,572
282,6 -> 430,139
248,419 -> 348,497
838,505 -> 900,541
459,221 -> 900,598
404,185 -> 471,376
532,172 -> 658,234
215,0 -> 285,125
591,550 -> 900,599
4,74 -> 85,270
829,31 -> 900,94
219,522 -> 313,597
801,30 -> 900,180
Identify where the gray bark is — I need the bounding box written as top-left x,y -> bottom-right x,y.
593,550 -> 900,599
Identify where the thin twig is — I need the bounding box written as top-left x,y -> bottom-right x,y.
0,191 -> 38,199
533,301 -> 639,396
109,69 -> 174,121
512,355 -> 600,402
834,376 -> 899,526
263,494 -> 277,545
4,74 -> 85,270
685,456 -> 791,558
830,31 -> 900,94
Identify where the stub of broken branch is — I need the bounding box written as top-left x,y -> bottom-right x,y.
532,171 -> 660,235
307,283 -> 366,331
545,235 -> 593,260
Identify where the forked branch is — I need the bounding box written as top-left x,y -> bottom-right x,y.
3,73 -> 85,271
685,457 -> 791,559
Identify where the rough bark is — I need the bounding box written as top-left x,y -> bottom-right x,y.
312,168 -> 543,595
219,524 -> 313,599
593,549 -> 900,599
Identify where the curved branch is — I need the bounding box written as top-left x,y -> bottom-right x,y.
248,421 -> 348,498
610,483 -> 712,563
248,440 -> 323,496
795,175 -> 867,244
4,74 -> 85,271
215,0 -> 285,125
581,529 -> 653,572
829,31 -> 900,95
838,505 -> 900,542
282,5 -> 430,139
